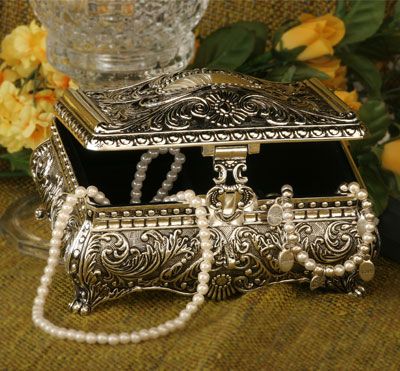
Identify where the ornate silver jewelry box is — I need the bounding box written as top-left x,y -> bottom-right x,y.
31,70 -> 378,315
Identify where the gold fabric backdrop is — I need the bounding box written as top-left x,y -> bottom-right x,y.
0,1 -> 399,370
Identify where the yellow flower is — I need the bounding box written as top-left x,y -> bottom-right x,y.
334,90 -> 361,112
382,140 -> 400,176
0,21 -> 47,78
40,62 -> 73,90
306,56 -> 347,90
277,13 -> 345,61
0,81 -> 52,152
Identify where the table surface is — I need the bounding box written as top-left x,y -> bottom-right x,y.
1,176 -> 399,371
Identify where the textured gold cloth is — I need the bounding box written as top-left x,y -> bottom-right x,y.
1,1 -> 400,369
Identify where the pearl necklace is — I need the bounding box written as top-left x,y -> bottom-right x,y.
130,148 -> 185,204
32,187 -> 212,345
277,182 -> 376,283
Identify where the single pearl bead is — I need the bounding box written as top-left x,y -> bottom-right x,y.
296,251 -> 309,263
138,329 -> 150,340
192,293 -> 205,305
47,257 -> 59,267
365,223 -> 375,233
172,318 -> 186,329
348,182 -> 360,194
313,266 -> 324,276
200,261 -> 211,272
52,230 -> 63,238
61,204 -> 73,213
130,333 -> 141,343
304,258 -> 316,271
177,191 -> 186,201
197,284 -> 209,295
119,333 -> 131,344
362,233 -> 374,244
37,286 -> 49,297
75,331 -> 86,343
171,164 -> 182,172
75,186 -> 87,198
199,229 -> 211,240
365,213 -> 375,222
96,333 -> 108,344
54,220 -> 67,230
66,330 -> 78,341
107,334 -> 120,345
85,332 -> 97,344
50,238 -> 61,247
156,324 -> 169,336
55,328 -> 68,339
95,192 -> 106,201
191,197 -> 203,208
195,207 -> 207,217
344,260 -> 356,272
202,251 -> 214,261
325,266 -> 334,277
352,255 -> 364,265
282,202 -> 293,210
333,264 -> 345,276
57,212 -> 69,222
179,309 -> 191,321
184,190 -> 195,201
359,245 -> 370,254
287,234 -> 299,243
283,212 -> 294,221
357,189 -> 368,200
40,275 -> 51,285
284,223 -> 295,233
66,195 -> 77,204
291,245 -> 302,254
197,219 -> 208,228
186,302 -> 198,314
362,200 -> 372,209
148,328 -> 161,339
201,241 -> 212,250
198,272 -> 210,283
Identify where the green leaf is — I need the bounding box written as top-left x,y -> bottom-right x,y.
338,51 -> 382,97
290,62 -> 330,81
354,32 -> 400,60
281,65 -> 297,83
0,149 -> 32,176
192,26 -> 255,70
340,0 -> 385,46
232,21 -> 268,57
357,151 -> 389,215
274,45 -> 306,62
350,100 -> 392,154
335,0 -> 347,18
237,51 -> 274,74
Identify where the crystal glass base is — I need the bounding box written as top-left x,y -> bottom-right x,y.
31,0 -> 209,89
0,193 -> 50,259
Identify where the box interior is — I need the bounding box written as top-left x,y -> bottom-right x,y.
57,121 -> 358,205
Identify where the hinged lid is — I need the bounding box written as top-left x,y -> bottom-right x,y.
55,69 -> 366,151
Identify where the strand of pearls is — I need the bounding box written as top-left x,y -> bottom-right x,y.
32,187 -> 212,345
279,182 -> 376,281
130,148 -> 185,204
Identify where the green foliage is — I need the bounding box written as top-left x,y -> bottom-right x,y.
339,0 -> 385,46
192,22 -> 268,70
0,149 -> 32,177
338,51 -> 382,98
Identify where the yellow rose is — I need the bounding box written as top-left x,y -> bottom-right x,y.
277,13 -> 345,61
306,56 -> 347,90
334,90 -> 361,112
382,140 -> 400,176
0,21 -> 47,78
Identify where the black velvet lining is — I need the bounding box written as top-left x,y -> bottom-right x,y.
56,121 -> 356,205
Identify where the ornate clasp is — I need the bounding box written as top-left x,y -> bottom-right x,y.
203,144 -> 258,226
